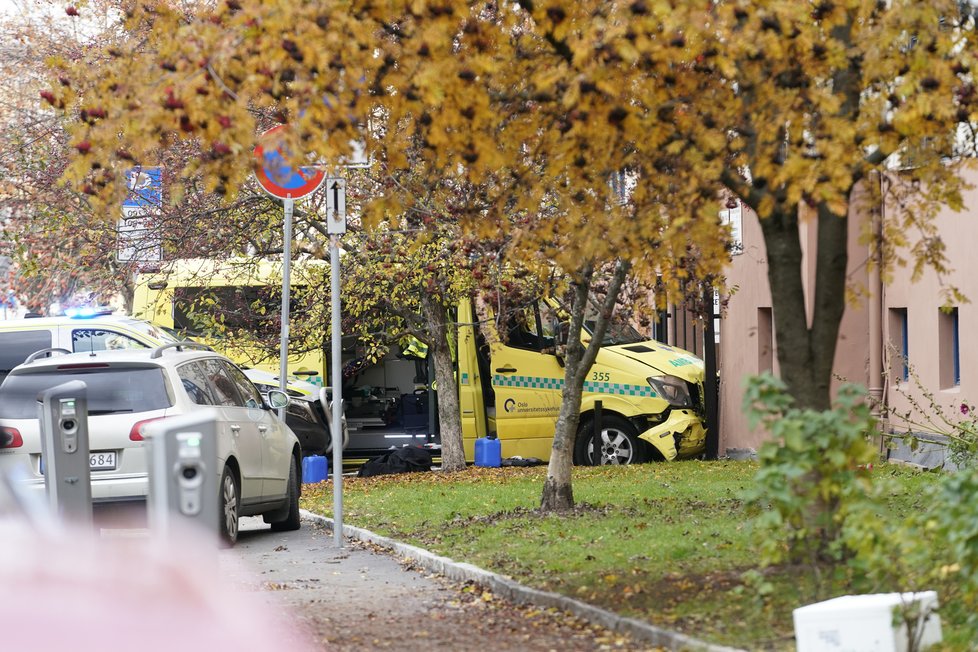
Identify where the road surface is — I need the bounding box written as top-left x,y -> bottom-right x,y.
222,516 -> 660,651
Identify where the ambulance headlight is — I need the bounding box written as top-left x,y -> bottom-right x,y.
647,375 -> 693,408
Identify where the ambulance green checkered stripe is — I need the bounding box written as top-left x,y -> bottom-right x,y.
493,375 -> 563,390
492,375 -> 657,397
584,381 -> 658,397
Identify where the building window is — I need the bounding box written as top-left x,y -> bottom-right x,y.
939,307 -> 960,389
758,307 -> 774,374
889,308 -> 909,382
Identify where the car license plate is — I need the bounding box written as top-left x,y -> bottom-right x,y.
40,451 -> 117,473
89,451 -> 117,470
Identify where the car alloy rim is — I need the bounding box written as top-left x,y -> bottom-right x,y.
588,428 -> 633,465
223,473 -> 238,539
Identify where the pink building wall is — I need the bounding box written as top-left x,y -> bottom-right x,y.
715,168 -> 978,455
880,171 -> 978,443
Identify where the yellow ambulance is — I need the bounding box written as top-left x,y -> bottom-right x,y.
133,259 -> 707,464
457,298 -> 707,464
132,258 -> 328,385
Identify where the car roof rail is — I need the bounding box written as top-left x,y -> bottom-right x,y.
24,348 -> 72,364
149,341 -> 214,359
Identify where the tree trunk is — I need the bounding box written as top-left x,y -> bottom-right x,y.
758,199 -> 850,410
540,260 -> 630,512
540,370 -> 585,510
420,292 -> 466,472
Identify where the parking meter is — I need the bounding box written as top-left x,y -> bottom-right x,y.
37,380 -> 92,527
144,410 -> 219,542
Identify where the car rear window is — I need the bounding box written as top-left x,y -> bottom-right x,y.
0,368 -> 172,419
0,331 -> 53,374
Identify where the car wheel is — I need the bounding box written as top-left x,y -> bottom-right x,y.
219,465 -> 240,547
574,415 -> 649,465
270,456 -> 301,532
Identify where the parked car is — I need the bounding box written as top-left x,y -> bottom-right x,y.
0,342 -> 302,545
0,309 -> 335,457
241,368 -> 348,456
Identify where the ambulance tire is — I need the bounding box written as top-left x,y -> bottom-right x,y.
574,415 -> 650,465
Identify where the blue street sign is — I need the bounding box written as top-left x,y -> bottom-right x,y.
123,167 -> 162,208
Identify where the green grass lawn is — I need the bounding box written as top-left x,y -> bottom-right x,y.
300,460 -> 967,650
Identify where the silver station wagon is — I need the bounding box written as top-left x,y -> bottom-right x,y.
0,343 -> 302,545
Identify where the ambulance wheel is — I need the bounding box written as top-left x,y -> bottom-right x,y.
219,465 -> 240,547
575,415 -> 649,465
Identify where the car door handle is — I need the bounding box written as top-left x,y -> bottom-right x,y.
258,425 -> 268,436
495,366 -> 517,373
230,424 -> 241,434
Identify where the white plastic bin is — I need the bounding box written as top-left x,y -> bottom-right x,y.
793,592 -> 942,652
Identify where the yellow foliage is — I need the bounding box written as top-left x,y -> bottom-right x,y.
39,0 -> 977,316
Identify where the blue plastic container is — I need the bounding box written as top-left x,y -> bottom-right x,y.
302,455 -> 329,483
474,435 -> 501,468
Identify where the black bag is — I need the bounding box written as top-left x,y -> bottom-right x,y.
357,446 -> 433,478
398,392 -> 429,430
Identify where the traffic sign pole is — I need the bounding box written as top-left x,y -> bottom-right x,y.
331,232 -> 343,547
279,197 -> 294,418
253,126 -> 348,548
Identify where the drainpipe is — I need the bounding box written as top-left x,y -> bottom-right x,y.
868,172 -> 885,448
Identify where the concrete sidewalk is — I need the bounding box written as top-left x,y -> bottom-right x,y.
221,514 -> 742,652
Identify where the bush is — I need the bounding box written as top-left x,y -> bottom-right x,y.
741,374 -> 879,597
843,465 -> 978,649
885,379 -> 978,469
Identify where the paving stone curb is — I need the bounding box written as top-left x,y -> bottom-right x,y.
301,510 -> 745,652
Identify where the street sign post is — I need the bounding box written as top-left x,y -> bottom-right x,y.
118,166 -> 163,262
253,126 -> 346,548
325,178 -> 346,235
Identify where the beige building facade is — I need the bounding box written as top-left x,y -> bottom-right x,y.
711,170 -> 978,460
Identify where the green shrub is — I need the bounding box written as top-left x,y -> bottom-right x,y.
741,374 -> 879,597
882,362 -> 978,469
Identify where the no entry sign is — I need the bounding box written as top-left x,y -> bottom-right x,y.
253,125 -> 326,199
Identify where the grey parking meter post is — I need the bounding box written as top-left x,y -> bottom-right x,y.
37,380 -> 92,527
144,410 -> 219,544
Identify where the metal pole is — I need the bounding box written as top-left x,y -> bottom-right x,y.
278,198 -> 294,420
702,286 -> 720,460
593,399 -> 603,465
330,233 -> 343,547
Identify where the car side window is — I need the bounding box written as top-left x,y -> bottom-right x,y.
223,363 -> 263,409
201,359 -> 244,407
504,303 -> 554,352
176,361 -> 217,406
71,329 -> 148,352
